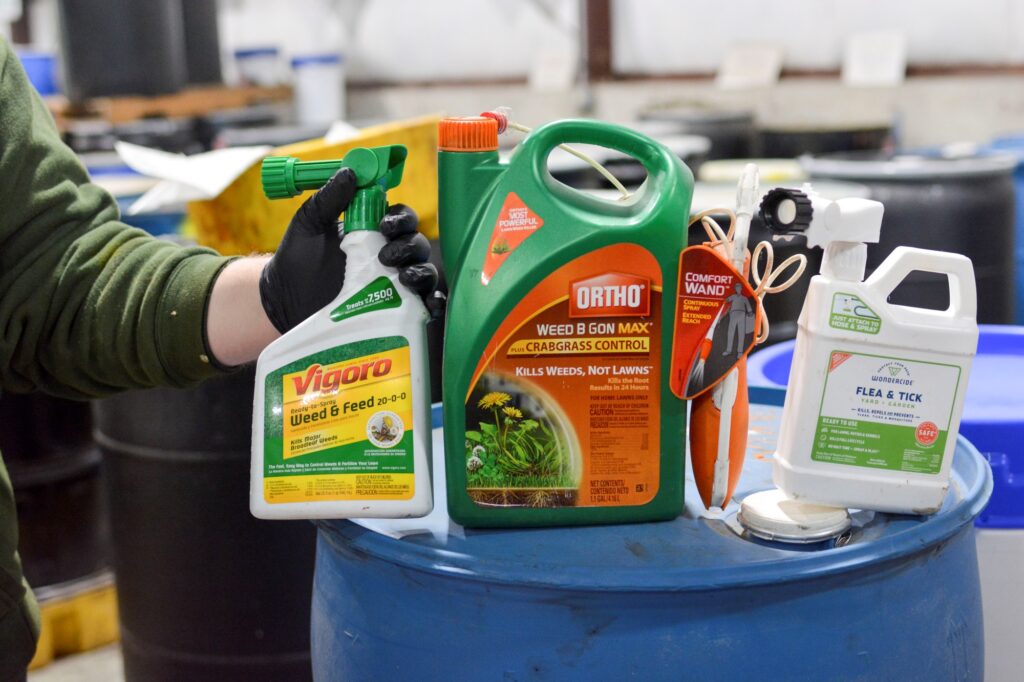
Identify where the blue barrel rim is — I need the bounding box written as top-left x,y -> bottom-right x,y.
318,399 -> 992,593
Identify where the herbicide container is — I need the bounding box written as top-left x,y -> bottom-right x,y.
251,145 -> 433,520
438,116 -> 693,527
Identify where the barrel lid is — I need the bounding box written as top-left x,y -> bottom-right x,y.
760,121 -> 891,133
319,400 -> 991,592
738,489 -> 852,543
802,150 -> 1017,180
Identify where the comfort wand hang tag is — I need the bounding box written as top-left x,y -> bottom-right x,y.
670,244 -> 760,399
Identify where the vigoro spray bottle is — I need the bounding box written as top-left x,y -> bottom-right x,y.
438,116 -> 693,528
251,146 -> 433,520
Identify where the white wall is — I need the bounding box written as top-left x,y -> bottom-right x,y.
218,0 -> 581,83
280,0 -> 1024,145
17,0 -> 1024,81
217,0 -> 1024,82
13,0 -> 1024,145
0,0 -> 17,40
613,0 -> 1024,74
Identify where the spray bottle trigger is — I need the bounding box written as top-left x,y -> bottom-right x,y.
340,145 -> 408,189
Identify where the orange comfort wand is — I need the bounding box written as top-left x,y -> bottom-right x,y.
690,340 -> 751,509
686,167 -> 809,510
690,164 -> 758,511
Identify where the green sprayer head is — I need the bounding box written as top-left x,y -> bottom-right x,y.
261,145 -> 408,231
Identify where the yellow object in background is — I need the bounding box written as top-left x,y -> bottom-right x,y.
188,114 -> 441,255
28,573 -> 119,670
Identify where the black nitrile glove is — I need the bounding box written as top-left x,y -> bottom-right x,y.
259,168 -> 441,333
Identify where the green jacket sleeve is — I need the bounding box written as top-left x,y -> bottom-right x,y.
0,39 -> 234,399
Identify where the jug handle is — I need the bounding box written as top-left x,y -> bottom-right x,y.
515,119 -> 688,220
864,246 -> 978,321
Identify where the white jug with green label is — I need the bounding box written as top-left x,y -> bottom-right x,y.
759,187 -> 978,515
250,147 -> 432,520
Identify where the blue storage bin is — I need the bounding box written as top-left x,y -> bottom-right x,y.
986,137 -> 1024,323
16,50 -> 59,96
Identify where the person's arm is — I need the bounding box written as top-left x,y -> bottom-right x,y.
0,38 -> 231,397
206,256 -> 279,367
0,38 -> 438,394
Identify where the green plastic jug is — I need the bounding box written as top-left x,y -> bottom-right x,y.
439,116 -> 694,527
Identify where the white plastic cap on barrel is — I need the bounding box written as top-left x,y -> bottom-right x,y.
738,489 -> 852,544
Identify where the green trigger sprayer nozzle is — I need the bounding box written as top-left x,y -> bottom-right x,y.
260,145 -> 408,232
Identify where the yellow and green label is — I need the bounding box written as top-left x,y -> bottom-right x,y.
330,276 -> 401,322
813,351 -> 960,475
829,293 -> 881,334
263,336 -> 415,504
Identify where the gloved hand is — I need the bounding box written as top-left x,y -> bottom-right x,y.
259,168 -> 442,333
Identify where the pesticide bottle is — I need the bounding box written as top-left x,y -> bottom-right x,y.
438,116 -> 693,528
759,187 -> 978,515
250,146 -> 432,519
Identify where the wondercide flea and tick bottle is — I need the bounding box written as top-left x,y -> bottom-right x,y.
251,146 -> 432,520
760,187 -> 978,515
438,116 -> 693,527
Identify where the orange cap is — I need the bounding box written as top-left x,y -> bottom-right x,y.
438,116 -> 499,152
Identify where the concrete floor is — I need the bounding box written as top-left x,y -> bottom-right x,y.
28,645 -> 124,682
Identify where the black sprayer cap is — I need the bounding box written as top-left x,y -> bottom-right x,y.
759,188 -> 813,235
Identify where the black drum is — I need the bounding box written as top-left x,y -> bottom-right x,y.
803,151 -> 1017,323
760,125 -> 893,158
0,393 -> 109,588
639,107 -> 759,160
94,368 -> 316,682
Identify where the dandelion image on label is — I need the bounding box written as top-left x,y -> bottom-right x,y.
465,376 -> 580,508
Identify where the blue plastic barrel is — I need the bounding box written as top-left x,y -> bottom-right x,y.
986,137 -> 1024,322
311,400 -> 991,681
751,326 -> 1020,681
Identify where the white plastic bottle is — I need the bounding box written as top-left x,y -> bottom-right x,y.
291,53 -> 345,125
762,188 -> 979,514
251,158 -> 431,520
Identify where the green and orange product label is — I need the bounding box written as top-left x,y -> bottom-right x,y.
262,336 -> 415,504
668,244 -> 760,400
464,244 -> 662,509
